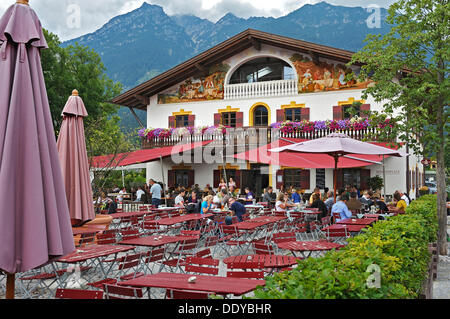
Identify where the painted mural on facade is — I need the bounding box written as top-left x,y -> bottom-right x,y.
158,63 -> 230,104
290,53 -> 373,94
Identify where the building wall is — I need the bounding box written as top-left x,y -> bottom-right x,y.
143,43 -> 422,198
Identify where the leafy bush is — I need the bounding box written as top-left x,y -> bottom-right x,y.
253,195 -> 437,299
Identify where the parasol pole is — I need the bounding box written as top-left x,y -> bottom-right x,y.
6,273 -> 15,299
333,154 -> 338,203
160,156 -> 167,206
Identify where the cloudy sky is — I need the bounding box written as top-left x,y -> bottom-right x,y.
0,0 -> 397,41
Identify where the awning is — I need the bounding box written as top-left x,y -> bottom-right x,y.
90,141 -> 212,169
234,138 -> 400,168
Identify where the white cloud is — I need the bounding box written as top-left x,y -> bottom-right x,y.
0,0 -> 396,41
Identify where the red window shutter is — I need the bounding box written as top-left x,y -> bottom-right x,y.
276,169 -> 284,190
276,109 -> 284,122
214,113 -> 221,126
360,104 -> 371,118
333,106 -> 343,120
168,170 -> 175,188
301,108 -> 310,121
360,169 -> 371,190
188,170 -> 195,187
168,116 -> 175,128
213,170 -> 220,188
188,115 -> 195,127
300,169 -> 310,190
235,170 -> 241,189
236,112 -> 244,128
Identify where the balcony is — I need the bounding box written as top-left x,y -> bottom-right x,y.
224,79 -> 298,100
141,126 -> 388,150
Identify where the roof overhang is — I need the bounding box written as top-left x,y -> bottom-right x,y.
110,29 -> 357,110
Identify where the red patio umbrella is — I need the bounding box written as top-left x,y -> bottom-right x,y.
269,133 -> 405,202
57,90 -> 96,227
0,1 -> 75,298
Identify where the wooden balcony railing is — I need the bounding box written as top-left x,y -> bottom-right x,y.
141,126 -> 388,150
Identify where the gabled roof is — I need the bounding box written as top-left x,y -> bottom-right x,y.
111,29 -> 357,110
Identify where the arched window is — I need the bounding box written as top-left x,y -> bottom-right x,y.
253,105 -> 269,126
229,57 -> 295,84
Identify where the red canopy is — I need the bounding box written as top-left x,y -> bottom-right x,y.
234,138 -> 400,168
90,141 -> 212,169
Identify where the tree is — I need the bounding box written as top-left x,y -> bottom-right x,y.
350,0 -> 449,254
41,30 -> 139,194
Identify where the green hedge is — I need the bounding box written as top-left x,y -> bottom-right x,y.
253,195 -> 438,299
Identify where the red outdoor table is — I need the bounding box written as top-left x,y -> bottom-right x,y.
223,254 -> 301,273
72,227 -> 102,236
110,211 -> 149,219
117,235 -> 197,248
277,240 -> 344,258
55,244 -> 136,285
321,224 -> 367,233
336,218 -> 377,226
118,272 -> 265,297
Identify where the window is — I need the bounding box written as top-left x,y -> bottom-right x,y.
253,105 -> 268,126
315,169 -> 325,189
229,57 -> 295,84
221,112 -> 237,127
175,115 -> 189,128
284,169 -> 302,188
174,170 -> 191,188
342,104 -> 361,119
284,108 -> 303,122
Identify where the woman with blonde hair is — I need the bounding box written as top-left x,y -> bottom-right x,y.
201,194 -> 214,214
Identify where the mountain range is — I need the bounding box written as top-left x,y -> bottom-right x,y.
62,1 -> 391,132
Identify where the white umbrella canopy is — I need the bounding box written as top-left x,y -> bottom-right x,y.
269,133 -> 406,202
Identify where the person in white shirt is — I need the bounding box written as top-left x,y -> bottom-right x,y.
118,187 -> 126,202
398,191 -> 410,206
174,190 -> 186,207
134,186 -> 145,202
275,193 -> 288,212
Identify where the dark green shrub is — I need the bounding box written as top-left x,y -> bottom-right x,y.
253,195 -> 437,299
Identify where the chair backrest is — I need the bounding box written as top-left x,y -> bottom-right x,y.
145,247 -> 165,263
219,224 -> 239,236
177,238 -> 199,252
139,206 -> 148,211
97,232 -> 117,245
226,261 -> 265,279
272,232 -> 296,244
321,216 -> 331,226
166,289 -> 209,299
55,288 -> 103,299
76,231 -> 97,247
120,229 -> 140,240
326,226 -> 349,239
185,257 -> 219,275
274,210 -> 287,217
252,242 -> 274,255
332,212 -> 341,223
295,222 -> 307,233
117,253 -> 143,272
290,211 -> 304,219
180,230 -> 201,237
103,284 -> 143,299
203,236 -> 219,248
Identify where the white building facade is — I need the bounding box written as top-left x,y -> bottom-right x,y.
112,29 -> 424,200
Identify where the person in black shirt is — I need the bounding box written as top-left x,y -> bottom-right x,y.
309,192 -> 328,219
225,197 -> 246,225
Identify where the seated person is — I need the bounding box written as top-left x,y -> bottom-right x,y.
275,193 -> 288,212
134,186 -> 146,202
309,192 -> 328,219
244,187 -> 255,202
174,190 -> 186,208
324,190 -> 335,212
95,192 -> 115,214
309,187 -> 322,204
186,191 -> 200,213
331,193 -> 352,222
200,195 -> 213,214
373,193 -> 389,213
346,191 -> 362,212
291,188 -> 302,204
262,186 -> 276,207
225,197 -> 246,225
389,191 -> 407,213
